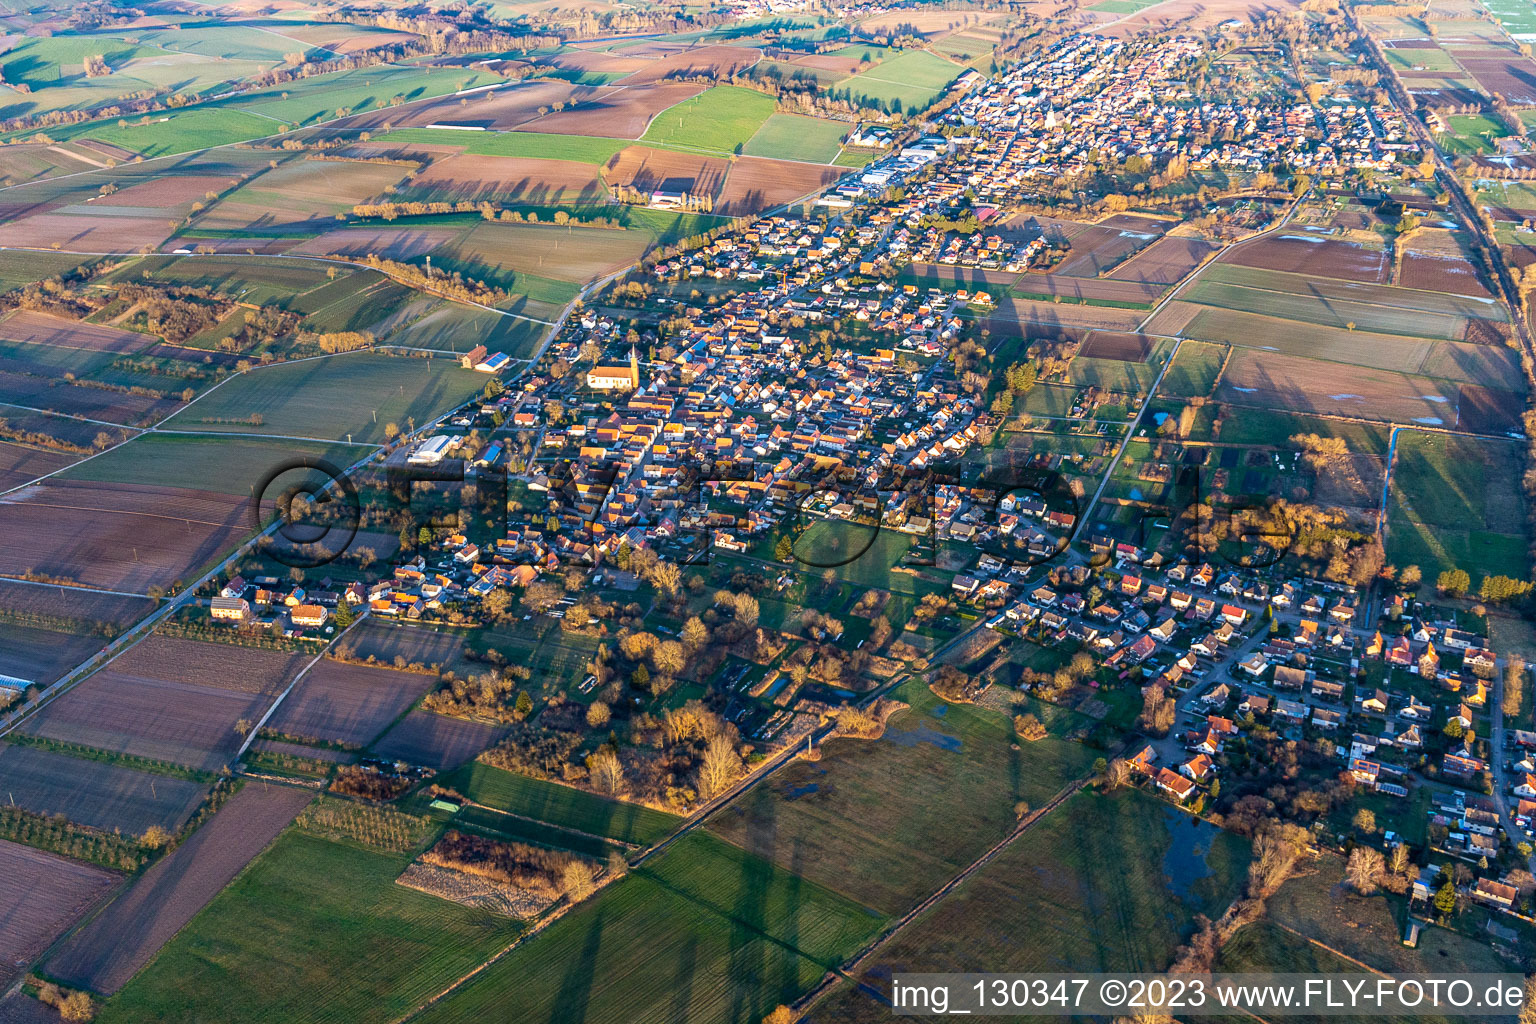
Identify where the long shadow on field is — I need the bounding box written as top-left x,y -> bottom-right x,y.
731,791 -> 778,1024
548,908 -> 603,1024
668,936 -> 699,1022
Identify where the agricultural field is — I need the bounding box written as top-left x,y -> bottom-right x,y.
1385,429 -> 1529,581
195,159 -> 409,232
816,792 -> 1250,1020
742,113 -> 849,163
49,783 -> 318,997
410,830 -> 884,1024
448,760 -> 677,846
0,840 -> 117,989
19,636 -> 303,770
838,48 -> 963,110
708,679 -> 1098,915
639,85 -> 778,154
0,742 -> 210,835
0,479 -> 255,592
161,352 -> 485,444
369,711 -> 508,770
1158,340 -> 1227,398
267,659 -> 437,748
97,828 -> 524,1024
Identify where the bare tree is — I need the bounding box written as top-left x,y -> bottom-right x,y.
587,749 -> 627,796
1346,847 -> 1385,895
696,735 -> 741,799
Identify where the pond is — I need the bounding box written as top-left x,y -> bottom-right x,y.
882,723 -> 962,752
1162,803 -> 1218,902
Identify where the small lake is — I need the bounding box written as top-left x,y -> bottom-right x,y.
882,724 -> 962,752
1162,804 -> 1217,902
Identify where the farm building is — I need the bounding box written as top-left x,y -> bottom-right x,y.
475,352 -> 510,374
408,435 -> 454,466
210,597 -> 250,622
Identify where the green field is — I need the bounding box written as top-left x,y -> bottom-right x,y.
379,129 -> 631,165
161,351 -> 485,443
742,113 -> 849,163
1437,113 -> 1511,156
1183,280 -> 1473,342
231,66 -> 503,126
1065,354 -> 1160,394
410,830 -> 886,1024
61,433 -> 363,495
442,762 -> 680,847
639,85 -> 779,154
1200,264 -> 1507,321
109,254 -> 363,307
1159,340 -> 1227,398
98,831 -> 523,1024
791,520 -> 913,589
839,49 -> 962,111
816,791 -> 1251,1021
708,678 -> 1099,915
1385,429 -> 1529,581
385,304 -> 548,360
77,108 -> 281,158
1483,0 -> 1536,34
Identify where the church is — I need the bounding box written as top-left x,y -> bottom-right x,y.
586,347 -> 640,391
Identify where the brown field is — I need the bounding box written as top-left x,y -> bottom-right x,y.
1011,273 -> 1163,304
981,296 -> 1144,332
95,174 -> 241,213
47,781 -> 313,995
0,991 -> 66,1023
288,226 -> 459,260
1399,252 -> 1493,297
604,144 -> 729,197
447,221 -> 653,284
1216,348 -> 1463,425
1078,331 -> 1153,361
1456,56 -> 1536,103
388,80 -> 605,132
0,580 -> 153,627
0,212 -> 177,252
0,480 -> 248,592
0,742 -> 209,834
714,157 -> 846,215
544,49 -> 651,75
0,310 -> 148,354
858,9 -> 1002,34
617,44 -> 761,84
1107,234 -> 1218,285
111,635 -> 308,695
405,153 -> 606,204
525,81 -> 707,138
370,710 -> 507,770
0,144 -> 98,187
1457,383 -> 1524,433
267,659 -> 435,747
198,159 -> 407,231
0,621 -> 103,687
787,52 -> 867,74
0,840 -> 117,989
0,441 -> 74,493
21,668 -> 277,770
1220,234 -> 1388,282
1053,224 -> 1163,276
343,618 -> 468,669
0,370 -> 177,425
